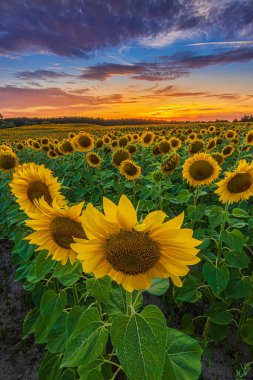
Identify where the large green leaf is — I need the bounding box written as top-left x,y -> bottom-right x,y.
62,307 -> 108,368
46,312 -> 68,353
106,283 -> 142,317
53,261 -> 82,286
223,229 -> 244,252
241,318 -> 253,345
146,278 -> 170,296
39,352 -> 63,380
111,305 -> 167,380
26,250 -> 55,283
224,269 -> 252,299
162,328 -> 202,380
175,277 -> 202,303
40,289 -> 67,329
86,276 -> 112,304
205,302 -> 233,325
202,262 -> 229,294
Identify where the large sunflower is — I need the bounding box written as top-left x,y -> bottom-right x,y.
25,198 -> 86,264
10,163 -> 66,216
71,195 -> 201,292
75,132 -> 94,152
183,152 -> 221,187
119,159 -> 141,180
0,150 -> 18,172
215,160 -> 253,204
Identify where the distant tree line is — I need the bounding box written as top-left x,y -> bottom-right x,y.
233,115 -> 253,122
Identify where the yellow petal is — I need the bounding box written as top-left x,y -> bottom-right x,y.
116,194 -> 137,230
103,197 -> 117,223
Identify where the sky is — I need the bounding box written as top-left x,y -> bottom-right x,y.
0,0 -> 253,121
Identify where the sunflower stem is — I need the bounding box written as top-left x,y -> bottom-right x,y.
72,284 -> 79,305
193,186 -> 200,206
126,291 -> 133,316
216,202 -> 229,266
235,301 -> 248,349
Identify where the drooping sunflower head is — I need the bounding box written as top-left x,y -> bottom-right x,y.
158,140 -> 171,155
152,145 -> 161,156
118,136 -> 129,147
127,144 -> 137,154
215,160 -> 253,204
10,162 -> 66,216
16,142 -> 24,151
119,159 -> 141,181
25,197 -> 86,265
95,139 -> 104,149
161,153 -> 180,175
59,139 -> 75,155
206,138 -> 216,151
32,141 -> 41,150
183,152 -> 221,187
188,139 -> 204,154
112,149 -> 130,168
222,145 -> 234,157
86,152 -> 102,168
71,195 -> 201,292
140,131 -> 155,147
75,132 -> 94,152
212,152 -> 224,165
0,150 -> 18,172
245,130 -> 253,145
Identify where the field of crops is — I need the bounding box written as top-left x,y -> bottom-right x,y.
1,122 -> 253,380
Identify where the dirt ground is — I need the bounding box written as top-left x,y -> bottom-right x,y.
1,238 -> 253,380
0,240 -> 43,380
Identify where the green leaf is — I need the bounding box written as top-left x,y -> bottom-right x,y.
146,278 -> 170,296
59,369 -> 77,380
111,305 -> 167,380
175,277 -> 202,303
205,302 -> 233,325
39,352 -> 63,380
22,309 -> 38,338
66,306 -> 85,338
40,289 -> 67,330
224,269 -> 252,299
241,318 -> 253,345
46,312 -> 68,353
79,369 -> 103,380
86,276 -> 112,304
33,314 -> 49,344
232,208 -> 250,218
187,204 -> 206,223
106,283 -> 142,317
176,189 -> 192,203
207,206 -> 229,229
26,250 -> 55,283
223,249 -> 249,269
53,261 -> 82,286
62,307 -> 108,368
209,322 -> 228,342
162,328 -> 202,380
182,314 -> 195,334
223,229 -> 244,252
202,262 -> 229,294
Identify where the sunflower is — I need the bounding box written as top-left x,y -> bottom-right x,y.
118,136 -> 129,147
103,135 -> 111,145
75,132 -> 94,152
141,131 -> 155,147
161,153 -> 180,175
206,138 -> 216,151
86,152 -> 102,168
245,130 -> 253,145
188,132 -> 197,141
225,130 -> 236,139
152,145 -> 161,156
189,139 -> 204,154
183,153 -> 221,187
127,144 -> 137,154
95,139 -> 104,149
59,139 -> 75,155
41,137 -> 49,145
25,198 -> 86,265
47,149 -> 58,159
212,152 -> 224,165
71,195 -> 201,292
158,140 -> 171,154
169,137 -> 181,150
112,149 -> 130,168
119,159 -> 141,181
0,150 -> 18,172
68,132 -> 76,139
222,145 -> 234,157
10,163 -> 66,216
215,160 -> 253,204
208,125 -> 216,134
16,142 -> 24,151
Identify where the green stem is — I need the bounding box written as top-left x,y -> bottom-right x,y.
72,284 -> 79,305
235,301 -> 249,348
111,366 -> 122,380
126,291 -> 133,316
193,186 -> 200,206
103,360 -> 121,369
216,202 -> 229,266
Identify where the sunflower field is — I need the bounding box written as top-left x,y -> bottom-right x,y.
1,123 -> 253,379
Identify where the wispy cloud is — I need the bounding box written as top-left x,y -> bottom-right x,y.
15,70 -> 72,80
187,41 -> 253,47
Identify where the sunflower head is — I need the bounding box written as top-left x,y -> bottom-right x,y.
68,132 -> 76,139
158,140 -> 171,154
141,131 -> 155,147
206,138 -> 216,151
119,159 -> 141,181
183,152 -> 221,187
95,139 -> 104,149
161,153 -> 180,175
245,130 -> 253,145
86,152 -> 102,168
0,150 -> 18,172
118,136 -> 129,147
71,195 -> 201,292
215,160 -> 253,204
152,145 -> 161,156
10,162 -> 66,216
127,144 -> 137,154
75,132 -> 94,152
222,145 -> 234,157
59,139 -> 75,154
225,130 -> 236,139
103,135 -> 111,145
112,149 -> 130,168
188,139 -> 204,154
169,137 -> 181,150
16,143 -> 24,151
212,152 -> 224,165
208,125 -> 216,134
47,149 -> 58,159
25,197 -> 86,265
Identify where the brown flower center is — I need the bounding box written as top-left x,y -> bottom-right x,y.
89,153 -> 100,164
78,136 -> 92,148
104,230 -> 160,275
227,173 -> 253,194
27,181 -> 53,205
122,162 -> 138,176
0,155 -> 16,170
50,216 -> 86,249
189,160 -> 214,180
